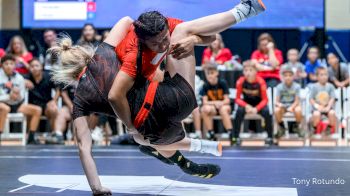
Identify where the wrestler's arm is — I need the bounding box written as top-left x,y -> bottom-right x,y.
74,116 -> 112,195
104,16 -> 133,46
108,71 -> 137,133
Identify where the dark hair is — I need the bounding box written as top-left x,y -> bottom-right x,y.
1,54 -> 15,64
316,66 -> 327,75
29,57 -> 42,65
82,23 -> 97,41
83,23 -> 96,32
133,11 -> 168,83
133,11 -> 168,41
44,29 -> 56,35
327,52 -> 338,59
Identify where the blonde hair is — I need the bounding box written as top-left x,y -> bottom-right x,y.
209,34 -> 225,51
6,35 -> 29,55
48,35 -> 94,85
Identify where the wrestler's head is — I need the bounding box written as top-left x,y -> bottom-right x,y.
134,11 -> 170,53
48,35 -> 94,85
243,60 -> 257,82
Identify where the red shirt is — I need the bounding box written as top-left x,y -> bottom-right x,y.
202,48 -> 232,65
116,18 -> 183,79
0,48 -> 5,59
251,49 -> 283,80
235,76 -> 268,112
15,52 -> 33,75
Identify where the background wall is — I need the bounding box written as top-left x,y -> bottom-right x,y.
326,0 -> 350,30
1,0 -> 20,30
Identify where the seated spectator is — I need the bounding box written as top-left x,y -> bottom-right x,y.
6,35 -> 33,75
76,23 -> 100,47
274,65 -> 303,138
42,29 -> 60,71
327,53 -> 349,88
310,66 -> 337,136
25,58 -> 59,131
0,55 -> 41,144
102,30 -> 110,41
46,84 -> 76,144
305,47 -> 321,84
0,48 -> 5,59
234,60 -> 273,145
200,64 -> 233,140
251,33 -> 283,88
202,34 -> 233,68
283,48 -> 307,86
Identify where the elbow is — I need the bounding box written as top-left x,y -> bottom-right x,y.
174,23 -> 191,36
108,90 -> 122,103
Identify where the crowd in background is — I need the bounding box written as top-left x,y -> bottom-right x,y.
0,24 -> 349,145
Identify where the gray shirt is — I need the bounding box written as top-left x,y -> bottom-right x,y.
328,62 -> 349,83
0,68 -> 25,105
310,82 -> 336,106
276,82 -> 300,107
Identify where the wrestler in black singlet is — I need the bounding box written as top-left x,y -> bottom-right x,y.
73,42 -> 197,145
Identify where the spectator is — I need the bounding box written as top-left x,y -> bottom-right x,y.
47,84 -> 76,144
283,48 -> 307,86
0,55 -> 42,144
327,53 -> 349,88
305,47 -> 321,84
251,33 -> 283,88
274,65 -> 303,138
200,65 -> 233,141
234,60 -> 273,145
6,35 -> 33,75
0,48 -> 5,59
76,23 -> 100,47
202,34 -> 233,68
42,29 -> 60,71
101,30 -> 110,41
310,66 -> 337,137
25,58 -> 59,132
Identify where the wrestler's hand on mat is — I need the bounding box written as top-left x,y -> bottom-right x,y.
169,36 -> 195,59
92,186 -> 112,196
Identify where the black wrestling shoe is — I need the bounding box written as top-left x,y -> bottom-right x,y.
181,162 -> 221,179
139,145 -> 174,165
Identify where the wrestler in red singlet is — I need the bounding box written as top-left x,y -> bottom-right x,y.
115,18 -> 183,80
